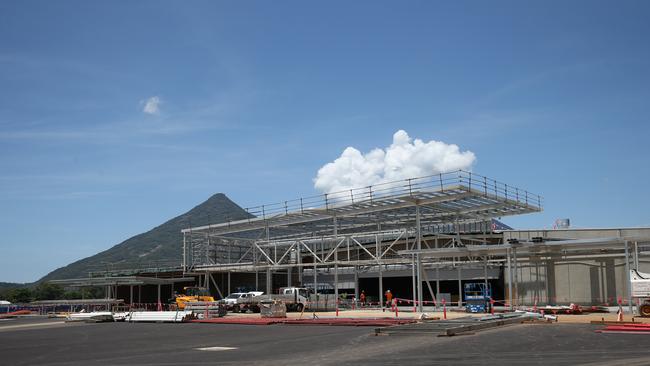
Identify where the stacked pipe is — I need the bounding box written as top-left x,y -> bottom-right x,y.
126,311 -> 193,323
184,302 -> 227,318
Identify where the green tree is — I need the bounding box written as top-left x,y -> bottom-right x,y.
82,286 -> 105,299
34,283 -> 64,300
63,290 -> 82,300
9,288 -> 33,303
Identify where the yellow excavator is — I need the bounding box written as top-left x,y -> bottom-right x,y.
173,287 -> 215,310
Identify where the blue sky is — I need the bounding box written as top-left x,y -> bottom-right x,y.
1,1 -> 649,282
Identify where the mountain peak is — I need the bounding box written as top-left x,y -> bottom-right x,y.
39,193 -> 253,282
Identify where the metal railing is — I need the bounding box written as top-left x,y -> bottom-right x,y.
242,170 -> 543,220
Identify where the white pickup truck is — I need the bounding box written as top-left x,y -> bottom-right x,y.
223,291 -> 264,311
630,269 -> 650,317
235,287 -> 311,313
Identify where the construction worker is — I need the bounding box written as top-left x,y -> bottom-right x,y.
360,290 -> 366,306
385,289 -> 393,308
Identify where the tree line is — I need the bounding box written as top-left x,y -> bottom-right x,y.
0,283 -> 104,303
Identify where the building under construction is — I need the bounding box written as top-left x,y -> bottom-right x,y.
181,170 -> 650,312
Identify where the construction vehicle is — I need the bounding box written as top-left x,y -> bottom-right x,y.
234,287 -> 310,313
464,282 -> 492,313
630,269 -> 650,317
173,287 -> 215,310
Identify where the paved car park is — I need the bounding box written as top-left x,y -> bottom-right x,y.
1,318 -> 649,365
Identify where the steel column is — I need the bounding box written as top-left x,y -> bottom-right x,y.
513,247 -> 519,307
334,217 -> 338,302
507,248 -> 513,309
354,265 -> 359,301
625,240 -> 633,314
483,256 -> 489,301
376,229 -> 383,310
457,265 -> 462,309
416,205 -> 423,313
411,255 -> 417,310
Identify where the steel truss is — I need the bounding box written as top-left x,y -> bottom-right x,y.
182,170 -> 542,311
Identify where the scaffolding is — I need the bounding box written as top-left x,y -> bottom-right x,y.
182,170 -> 543,311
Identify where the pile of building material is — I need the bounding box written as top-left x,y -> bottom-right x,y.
66,311 -> 114,322
112,312 -> 130,321
125,311 -> 193,323
375,312 -> 536,336
260,300 -> 287,318
184,302 -> 227,318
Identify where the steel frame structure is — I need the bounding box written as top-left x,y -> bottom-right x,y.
182,170 -> 543,311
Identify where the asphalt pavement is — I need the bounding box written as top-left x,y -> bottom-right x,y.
0,317 -> 648,365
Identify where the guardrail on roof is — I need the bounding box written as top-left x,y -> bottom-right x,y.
241,170 -> 542,220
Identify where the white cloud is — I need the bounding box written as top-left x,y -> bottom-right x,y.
142,96 -> 161,115
313,130 -> 476,193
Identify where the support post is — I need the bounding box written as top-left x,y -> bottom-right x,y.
287,267 -> 292,287
513,247 -> 519,307
506,249 -> 512,309
265,224 -> 272,294
457,265 -> 462,309
412,255 -> 417,311
313,263 -> 318,297
484,256 -> 489,299
377,230 -> 383,310
298,246 -> 303,286
334,253 -> 339,305
129,285 -> 134,305
378,264 -> 383,309
354,265 -> 359,301
416,205 -> 423,313
435,236 -> 440,310
333,217 -> 339,303
625,240 -> 633,314
182,233 -> 186,273
227,272 -> 231,295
